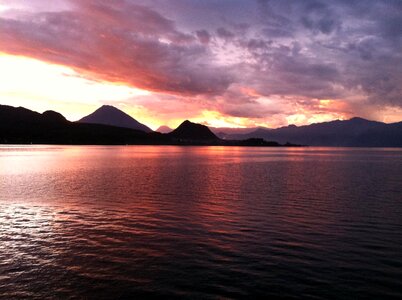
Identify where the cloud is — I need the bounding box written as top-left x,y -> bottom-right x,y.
216,27 -> 235,40
299,1 -> 341,35
1,0 -> 402,124
196,30 -> 211,44
0,0 -> 233,96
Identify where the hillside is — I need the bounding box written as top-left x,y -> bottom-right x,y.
79,105 -> 152,132
168,120 -> 219,143
226,118 -> 402,147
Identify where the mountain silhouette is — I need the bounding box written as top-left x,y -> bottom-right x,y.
4,104 -> 398,146
0,105 -> 67,128
156,125 -> 172,133
1,105 -> 290,146
227,117 -> 402,147
209,126 -> 257,139
169,120 -> 218,141
79,105 -> 152,132
0,104 -> 151,144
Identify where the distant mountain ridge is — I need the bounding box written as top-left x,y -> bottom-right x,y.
79,105 -> 152,132
0,105 -> 294,146
156,125 -> 172,133
209,127 -> 258,139
226,117 -> 402,147
1,104 -> 400,147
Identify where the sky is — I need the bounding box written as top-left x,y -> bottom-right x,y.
0,0 -> 402,129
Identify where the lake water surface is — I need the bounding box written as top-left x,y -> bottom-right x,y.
0,146 -> 402,299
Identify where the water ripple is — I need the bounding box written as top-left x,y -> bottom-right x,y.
1,146 -> 402,299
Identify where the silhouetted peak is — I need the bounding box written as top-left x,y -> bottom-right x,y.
253,127 -> 269,134
348,117 -> 369,123
170,120 -> 218,140
181,120 -> 192,125
99,105 -> 118,111
93,105 -> 136,116
157,125 -> 172,133
175,120 -> 203,129
94,105 -> 126,114
42,110 -> 67,123
176,120 -> 209,130
79,105 -> 152,132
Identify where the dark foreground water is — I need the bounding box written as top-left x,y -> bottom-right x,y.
0,146 -> 401,299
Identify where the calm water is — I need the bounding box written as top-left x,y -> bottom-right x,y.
0,146 -> 402,299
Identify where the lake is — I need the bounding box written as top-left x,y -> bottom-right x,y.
0,146 -> 401,299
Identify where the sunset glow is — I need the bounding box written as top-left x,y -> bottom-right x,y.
1,2 -> 402,298
0,54 -> 150,121
1,0 -> 401,128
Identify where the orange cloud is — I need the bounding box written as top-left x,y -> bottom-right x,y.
0,2 -> 232,97
1,0 -> 401,127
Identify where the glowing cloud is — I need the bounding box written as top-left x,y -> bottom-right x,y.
0,0 -> 401,127
0,54 -> 149,121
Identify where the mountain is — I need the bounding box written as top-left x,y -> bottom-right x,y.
0,105 -> 293,146
168,120 -> 218,142
227,117 -> 402,147
79,105 -> 152,132
209,126 -> 258,139
0,105 -> 68,126
156,125 -> 172,134
0,104 -> 152,145
8,104 -> 398,147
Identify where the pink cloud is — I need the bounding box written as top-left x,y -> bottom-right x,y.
1,0 -> 401,125
0,1 -> 232,96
